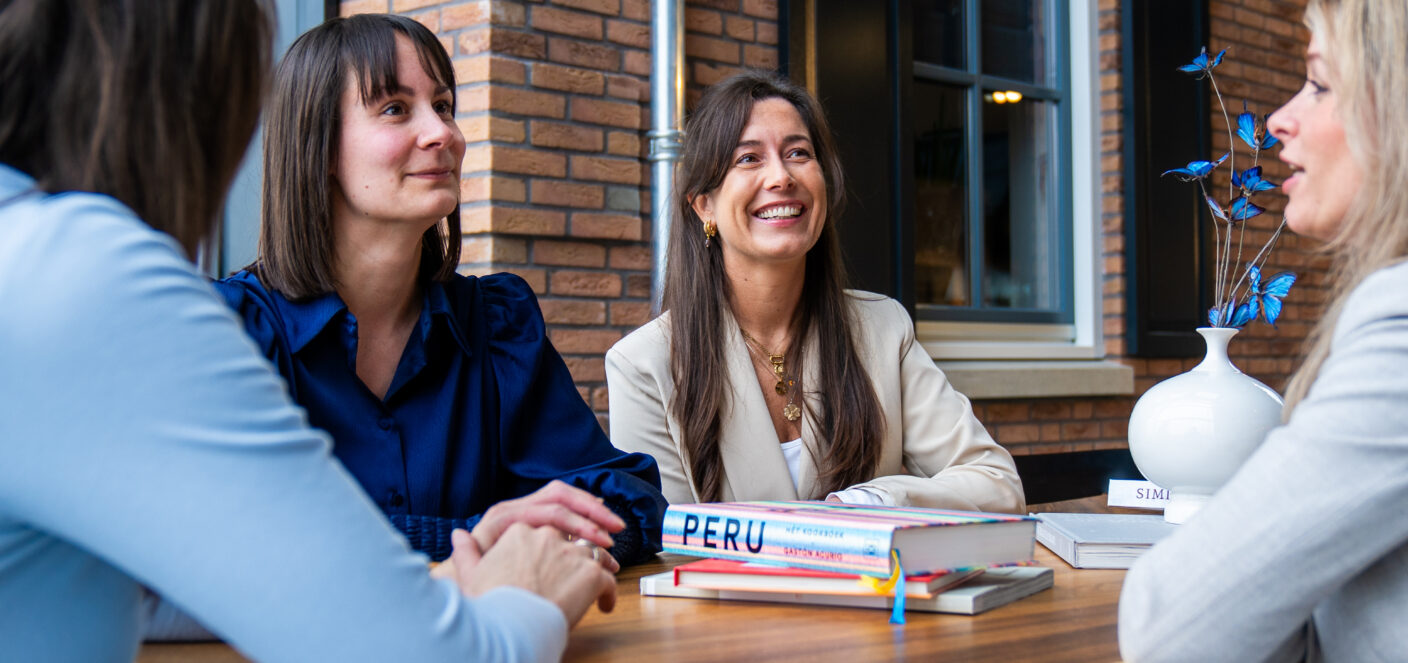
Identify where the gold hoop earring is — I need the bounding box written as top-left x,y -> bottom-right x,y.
703,218 -> 717,248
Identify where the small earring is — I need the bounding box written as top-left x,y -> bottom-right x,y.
703,218 -> 717,248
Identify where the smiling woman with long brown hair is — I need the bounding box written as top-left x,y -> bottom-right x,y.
606,72 -> 1023,512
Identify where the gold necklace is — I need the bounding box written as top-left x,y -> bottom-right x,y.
739,328 -> 801,422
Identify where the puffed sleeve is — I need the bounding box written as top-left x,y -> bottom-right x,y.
209,273 -> 300,397
847,298 -> 1026,513
478,274 -> 667,564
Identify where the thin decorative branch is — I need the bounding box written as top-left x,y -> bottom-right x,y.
1168,46 -> 1296,329
1208,75 -> 1236,216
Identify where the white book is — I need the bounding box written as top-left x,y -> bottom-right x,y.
1034,512 -> 1176,569
640,566 -> 1053,615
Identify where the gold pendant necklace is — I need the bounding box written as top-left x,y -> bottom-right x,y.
740,328 -> 801,422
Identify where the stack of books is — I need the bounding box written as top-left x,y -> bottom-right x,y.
640,500 -> 1052,615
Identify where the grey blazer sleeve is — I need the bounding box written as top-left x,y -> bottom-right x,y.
1119,263 -> 1408,663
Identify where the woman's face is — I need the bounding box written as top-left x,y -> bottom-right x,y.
331,35 -> 465,231
692,97 -> 828,273
1267,32 -> 1364,241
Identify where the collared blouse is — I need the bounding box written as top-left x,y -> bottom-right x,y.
213,269 -> 666,563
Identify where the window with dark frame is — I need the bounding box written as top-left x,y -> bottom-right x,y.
802,0 -> 1076,328
910,0 -> 1073,324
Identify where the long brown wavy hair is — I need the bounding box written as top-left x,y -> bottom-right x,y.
663,71 -> 885,502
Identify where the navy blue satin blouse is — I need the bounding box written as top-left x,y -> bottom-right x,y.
212,269 -> 665,563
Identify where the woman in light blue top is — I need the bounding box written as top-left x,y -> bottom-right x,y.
0,1 -> 612,661
1119,0 -> 1408,660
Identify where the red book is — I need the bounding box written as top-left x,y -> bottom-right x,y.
672,558 -> 983,599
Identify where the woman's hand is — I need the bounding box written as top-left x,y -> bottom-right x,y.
470,481 -> 625,569
448,525 -> 617,626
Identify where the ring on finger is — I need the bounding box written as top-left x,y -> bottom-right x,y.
572,539 -> 601,563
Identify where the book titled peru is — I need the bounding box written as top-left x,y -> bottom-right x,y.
661,501 -> 1037,577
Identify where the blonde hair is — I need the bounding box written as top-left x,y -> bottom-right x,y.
1283,0 -> 1408,412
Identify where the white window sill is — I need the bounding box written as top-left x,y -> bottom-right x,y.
935,359 -> 1134,400
916,321 -> 1100,360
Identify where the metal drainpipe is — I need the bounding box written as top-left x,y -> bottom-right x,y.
648,0 -> 685,315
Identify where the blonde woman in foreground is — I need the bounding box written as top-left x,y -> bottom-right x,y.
1120,1 -> 1408,660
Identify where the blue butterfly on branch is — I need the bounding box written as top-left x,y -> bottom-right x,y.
1163,47 -> 1297,330
1209,265 -> 1297,328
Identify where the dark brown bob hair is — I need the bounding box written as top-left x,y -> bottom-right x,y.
0,0 -> 274,256
664,71 -> 886,502
255,13 -> 461,300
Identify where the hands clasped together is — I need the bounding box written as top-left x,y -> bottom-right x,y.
430,481 -> 624,625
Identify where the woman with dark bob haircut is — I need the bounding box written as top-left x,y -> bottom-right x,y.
217,14 -> 665,567
0,1 -> 614,661
606,71 -> 1024,512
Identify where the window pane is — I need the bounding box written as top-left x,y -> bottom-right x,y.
981,0 -> 1048,84
982,95 -> 1057,309
913,80 -> 969,307
912,0 -> 965,70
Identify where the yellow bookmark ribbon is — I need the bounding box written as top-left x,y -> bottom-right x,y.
857,550 -> 908,624
858,550 -> 903,594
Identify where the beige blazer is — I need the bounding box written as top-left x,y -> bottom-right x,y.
605,291 -> 1025,513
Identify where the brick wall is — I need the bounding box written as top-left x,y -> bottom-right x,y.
975,0 -> 1319,458
345,0 -> 1323,456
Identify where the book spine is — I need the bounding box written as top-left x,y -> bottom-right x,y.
1034,521 -> 1079,568
661,508 -> 894,576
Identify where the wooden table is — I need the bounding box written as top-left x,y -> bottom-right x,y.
140,498 -> 1130,663
566,547 -> 1123,663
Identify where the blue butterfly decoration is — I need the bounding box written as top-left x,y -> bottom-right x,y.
1249,265 -> 1296,327
1208,301 -> 1255,328
1163,152 -> 1228,181
1205,194 -> 1228,220
1260,115 -> 1279,149
1208,265 -> 1297,328
1236,105 -> 1280,151
1178,47 -> 1228,77
1232,166 -> 1277,194
1229,195 -> 1265,221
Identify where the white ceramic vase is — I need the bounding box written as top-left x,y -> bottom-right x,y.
1127,327 -> 1284,524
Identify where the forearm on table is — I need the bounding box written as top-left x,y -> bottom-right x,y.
855,468 -> 1025,513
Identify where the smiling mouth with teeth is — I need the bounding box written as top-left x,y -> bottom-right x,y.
756,205 -> 802,219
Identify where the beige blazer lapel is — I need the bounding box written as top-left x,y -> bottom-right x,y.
716,314 -> 800,502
